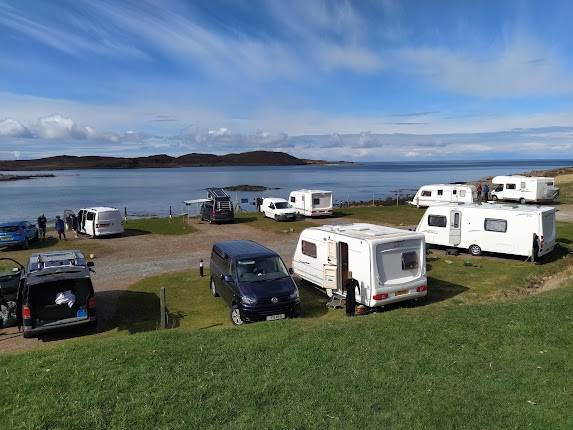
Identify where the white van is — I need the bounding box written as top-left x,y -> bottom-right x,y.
78,207 -> 124,237
410,184 -> 477,207
491,176 -> 559,204
259,198 -> 297,221
416,203 -> 556,259
289,189 -> 333,217
293,223 -> 427,307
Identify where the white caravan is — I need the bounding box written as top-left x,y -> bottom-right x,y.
78,207 -> 124,237
416,203 -> 556,259
293,223 -> 427,307
259,198 -> 297,221
491,176 -> 559,204
410,184 -> 477,207
288,189 -> 333,217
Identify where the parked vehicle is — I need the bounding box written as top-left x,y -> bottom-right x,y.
77,207 -> 124,237
260,197 -> 297,221
17,250 -> 97,337
293,223 -> 427,307
0,221 -> 38,249
416,203 -> 556,260
288,189 -> 333,217
410,184 -> 477,207
491,176 -> 559,204
210,240 -> 300,325
0,258 -> 24,327
200,188 -> 235,224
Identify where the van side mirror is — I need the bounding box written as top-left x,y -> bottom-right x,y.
221,274 -> 233,283
87,261 -> 95,267
288,267 -> 294,275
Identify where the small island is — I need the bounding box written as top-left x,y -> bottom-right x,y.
223,185 -> 280,192
0,173 -> 55,182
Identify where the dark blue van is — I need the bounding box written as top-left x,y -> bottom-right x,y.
210,240 -> 300,325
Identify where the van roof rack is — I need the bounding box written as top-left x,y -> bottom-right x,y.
28,250 -> 87,272
206,188 -> 231,200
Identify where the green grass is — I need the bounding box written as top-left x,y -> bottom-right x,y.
125,216 -> 196,235
236,211 -> 315,233
1,285 -> 572,429
333,204 -> 424,226
557,180 -> 573,204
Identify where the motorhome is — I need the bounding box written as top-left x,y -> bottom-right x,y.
491,176 -> 559,204
416,203 -> 556,260
410,184 -> 477,207
77,207 -> 124,237
288,189 -> 333,217
292,223 -> 427,307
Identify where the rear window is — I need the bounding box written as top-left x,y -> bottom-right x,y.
28,278 -> 93,307
377,239 -> 422,283
0,226 -> 19,233
302,240 -> 317,258
86,212 -> 95,221
290,196 -> 296,203
428,215 -> 447,227
402,251 -> 419,270
97,211 -> 118,221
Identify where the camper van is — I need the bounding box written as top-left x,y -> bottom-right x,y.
293,223 -> 427,307
77,207 -> 124,237
416,203 -> 556,259
410,184 -> 477,207
491,176 -> 559,204
288,189 -> 333,217
200,188 -> 235,224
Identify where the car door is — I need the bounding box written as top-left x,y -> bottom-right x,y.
218,257 -> 235,305
268,203 -> 275,217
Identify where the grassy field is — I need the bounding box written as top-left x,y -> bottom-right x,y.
334,204 -> 424,226
125,216 -> 197,235
1,284 -> 572,429
557,175 -> 573,204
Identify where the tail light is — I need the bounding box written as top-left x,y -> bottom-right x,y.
373,293 -> 389,301
22,305 -> 31,319
416,285 -> 428,293
88,297 -> 97,309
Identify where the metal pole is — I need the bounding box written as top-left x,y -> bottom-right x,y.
159,287 -> 167,329
199,259 -> 204,277
124,207 -> 128,224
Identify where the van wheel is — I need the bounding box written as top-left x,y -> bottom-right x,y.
469,245 -> 482,256
230,305 -> 244,326
519,198 -> 526,205
492,195 -> 498,201
210,278 -> 219,297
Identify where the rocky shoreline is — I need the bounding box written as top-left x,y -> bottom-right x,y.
0,173 -> 55,182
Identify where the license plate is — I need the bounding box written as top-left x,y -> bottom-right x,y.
266,314 -> 285,321
76,308 -> 87,318
0,237 -> 11,241
395,289 -> 409,297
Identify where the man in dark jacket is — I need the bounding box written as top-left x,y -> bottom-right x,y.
37,214 -> 47,240
55,216 -> 66,240
345,274 -> 359,317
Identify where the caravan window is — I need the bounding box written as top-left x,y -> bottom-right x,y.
459,190 -> 466,197
506,184 -> 516,190
290,196 -> 296,203
301,240 -> 317,258
452,189 -> 457,195
313,198 -> 320,205
520,182 -> 526,189
402,251 -> 419,270
437,190 -> 443,196
428,215 -> 447,227
421,190 -> 432,197
484,218 -> 507,233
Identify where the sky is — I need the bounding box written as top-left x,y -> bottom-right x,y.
1,0 -> 573,161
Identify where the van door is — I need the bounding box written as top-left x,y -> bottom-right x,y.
85,211 -> 96,236
449,210 -> 461,246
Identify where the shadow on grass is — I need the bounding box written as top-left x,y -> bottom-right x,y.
235,216 -> 257,224
123,228 -> 152,237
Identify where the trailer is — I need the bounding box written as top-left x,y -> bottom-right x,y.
288,189 -> 333,217
410,184 -> 477,207
491,176 -> 559,203
416,203 -> 556,259
292,223 -> 427,307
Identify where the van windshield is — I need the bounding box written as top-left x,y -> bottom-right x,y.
274,202 -> 291,209
236,256 -> 289,283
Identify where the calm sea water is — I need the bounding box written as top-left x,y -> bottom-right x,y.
0,159 -> 571,222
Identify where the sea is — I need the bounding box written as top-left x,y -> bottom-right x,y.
0,159 -> 571,222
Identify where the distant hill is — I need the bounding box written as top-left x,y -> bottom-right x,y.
0,151 -> 331,171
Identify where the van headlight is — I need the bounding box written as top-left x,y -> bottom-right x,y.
241,296 -> 257,305
289,290 -> 300,300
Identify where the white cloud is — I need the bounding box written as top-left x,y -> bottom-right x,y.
36,114 -> 94,140
0,118 -> 31,137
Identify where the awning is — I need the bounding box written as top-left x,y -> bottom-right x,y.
183,199 -> 211,205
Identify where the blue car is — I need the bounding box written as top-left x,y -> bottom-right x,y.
0,221 -> 38,250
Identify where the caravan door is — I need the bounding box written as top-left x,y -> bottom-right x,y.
323,240 -> 338,291
449,210 -> 462,246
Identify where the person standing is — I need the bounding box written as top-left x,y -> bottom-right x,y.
71,214 -> 79,238
55,216 -> 66,240
344,274 -> 359,317
476,183 -> 483,201
37,214 -> 47,240
483,183 -> 490,201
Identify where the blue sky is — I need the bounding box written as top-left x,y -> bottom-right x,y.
1,0 -> 573,160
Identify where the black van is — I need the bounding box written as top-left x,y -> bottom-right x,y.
17,250 -> 97,337
210,240 -> 300,325
200,188 -> 235,224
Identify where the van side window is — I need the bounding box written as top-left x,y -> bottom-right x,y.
506,184 -> 516,190
421,190 -> 432,197
301,240 -> 317,258
428,215 -> 447,227
437,190 -> 443,196
484,218 -> 507,233
86,212 -> 95,221
290,196 -> 296,203
459,190 -> 466,197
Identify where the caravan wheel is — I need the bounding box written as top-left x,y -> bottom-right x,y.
469,245 -> 482,256
519,198 -> 526,205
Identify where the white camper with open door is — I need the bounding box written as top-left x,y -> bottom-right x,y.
292,223 -> 428,307
77,207 -> 124,237
416,203 -> 556,259
288,189 -> 333,217
491,176 -> 559,203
